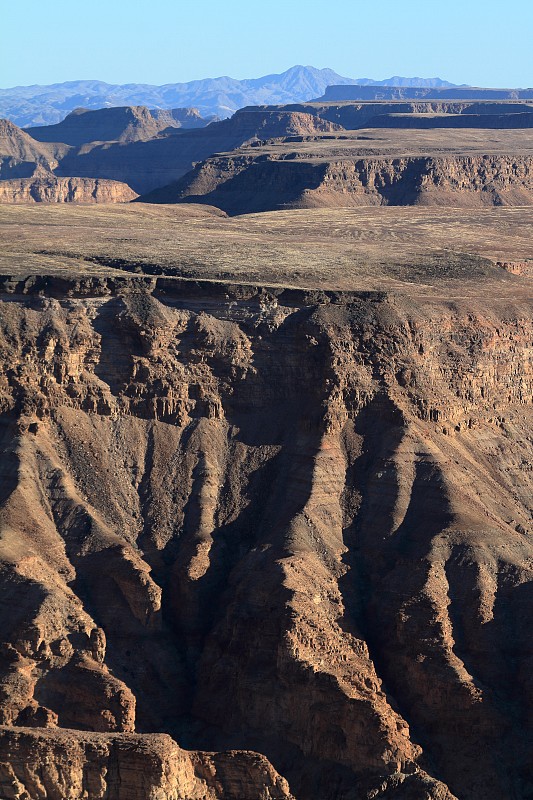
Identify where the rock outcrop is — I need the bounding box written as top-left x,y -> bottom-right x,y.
0,119 -> 138,204
0,273 -> 531,799
54,110 -> 343,194
141,150 -> 533,213
3,109 -> 339,201
369,112 -> 533,129
0,119 -> 67,179
242,101 -> 533,130
0,727 -> 293,800
150,107 -> 218,129
26,105 -> 210,147
0,175 -> 138,203
317,85 -> 533,102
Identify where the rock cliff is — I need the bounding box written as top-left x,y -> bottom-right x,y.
0,119 -> 67,179
141,151 -> 533,213
54,110 -> 343,194
0,272 -> 531,799
241,101 -> 533,130
0,727 -> 292,799
0,176 -> 138,203
26,106 -> 178,146
27,106 -> 215,146
317,85 -> 533,102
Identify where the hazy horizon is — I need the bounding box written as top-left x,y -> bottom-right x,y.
0,66 -> 467,93
2,0 -> 531,90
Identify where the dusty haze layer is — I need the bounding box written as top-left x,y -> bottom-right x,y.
0,204 -> 532,800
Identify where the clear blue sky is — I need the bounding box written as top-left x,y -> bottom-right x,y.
2,0 -> 532,88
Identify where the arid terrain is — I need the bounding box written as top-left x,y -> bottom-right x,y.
0,200 -> 532,799
1,93 -> 533,208
143,127 -> 533,213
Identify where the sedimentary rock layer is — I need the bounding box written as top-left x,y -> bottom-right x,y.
142,151 -> 533,213
0,274 -> 531,799
53,110 -> 342,195
0,727 -> 292,800
0,176 -> 138,204
241,101 -> 533,129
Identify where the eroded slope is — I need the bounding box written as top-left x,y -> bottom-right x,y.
0,271 -> 531,799
141,129 -> 533,213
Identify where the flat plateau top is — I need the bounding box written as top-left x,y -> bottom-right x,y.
232,128 -> 533,159
0,203 -> 532,299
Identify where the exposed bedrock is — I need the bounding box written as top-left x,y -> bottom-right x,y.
0,727 -> 293,800
142,152 -> 533,212
241,101 -> 533,130
0,277 -> 531,798
0,176 -> 138,204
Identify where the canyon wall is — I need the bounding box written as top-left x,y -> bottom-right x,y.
0,177 -> 138,204
142,152 -> 533,212
0,275 -> 531,799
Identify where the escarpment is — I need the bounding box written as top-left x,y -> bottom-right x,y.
0,728 -> 293,800
144,150 -> 533,212
0,273 -> 532,799
0,175 -> 138,203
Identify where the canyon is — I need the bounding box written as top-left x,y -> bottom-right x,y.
0,203 -> 532,799
140,128 -> 533,213
1,92 -> 533,207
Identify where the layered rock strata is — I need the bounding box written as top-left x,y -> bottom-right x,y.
241,101 -> 533,130
141,151 -> 533,212
0,727 -> 292,800
0,274 -> 531,799
0,176 -> 138,204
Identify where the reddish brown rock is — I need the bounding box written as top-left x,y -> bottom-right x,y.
0,175 -> 137,203
0,270 -> 531,798
0,727 -> 293,800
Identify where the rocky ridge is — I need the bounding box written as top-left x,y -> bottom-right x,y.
317,85 -> 533,102
0,269 -> 531,799
27,105 -> 214,147
51,110 -> 342,195
0,110 -> 342,201
0,727 -> 293,800
241,101 -> 533,130
141,150 -> 533,213
0,175 -> 138,203
0,120 -> 67,180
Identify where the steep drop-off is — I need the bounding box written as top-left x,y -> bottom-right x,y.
0,119 -> 68,180
0,175 -> 138,204
0,273 -> 531,799
317,86 -> 533,102
54,110 -> 342,195
241,101 -> 533,130
141,150 -> 533,213
27,106 -> 214,146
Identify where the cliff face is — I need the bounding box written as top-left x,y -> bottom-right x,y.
0,176 -> 138,203
243,101 -> 533,129
0,119 -> 67,179
142,151 -> 533,212
54,110 -> 342,195
0,275 -> 531,799
318,85 -> 533,102
0,728 -> 293,800
26,106 -> 176,146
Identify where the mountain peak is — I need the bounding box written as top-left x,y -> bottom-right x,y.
0,66 -> 461,127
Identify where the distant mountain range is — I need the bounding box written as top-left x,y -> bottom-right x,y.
0,66 -> 460,127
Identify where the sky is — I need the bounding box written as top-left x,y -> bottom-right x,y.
2,0 -> 532,89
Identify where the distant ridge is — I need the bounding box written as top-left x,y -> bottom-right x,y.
317,85 -> 533,102
0,66 -> 460,127
27,106 -> 213,146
